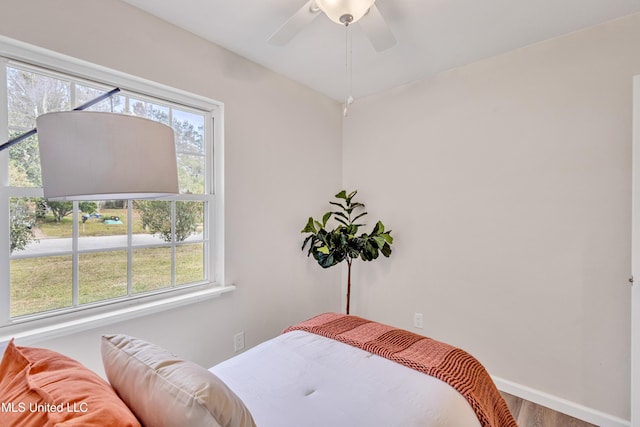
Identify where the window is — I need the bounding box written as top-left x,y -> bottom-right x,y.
0,42 -> 225,336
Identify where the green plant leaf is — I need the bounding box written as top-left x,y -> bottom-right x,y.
381,243 -> 392,257
361,240 -> 379,261
373,236 -> 386,249
301,190 -> 393,278
307,245 -> 315,257
352,211 -> 368,222
347,247 -> 361,259
317,251 -> 336,268
322,212 -> 332,226
334,217 -> 348,226
346,224 -> 359,235
371,220 -> 384,235
301,234 -> 313,251
301,217 -> 317,234
335,190 -> 348,200
330,201 -> 347,210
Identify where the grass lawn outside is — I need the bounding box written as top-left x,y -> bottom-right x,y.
37,208 -> 145,238
10,244 -> 205,318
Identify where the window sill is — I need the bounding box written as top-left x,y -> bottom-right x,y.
0,284 -> 235,346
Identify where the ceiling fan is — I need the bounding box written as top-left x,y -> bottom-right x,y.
269,0 -> 396,52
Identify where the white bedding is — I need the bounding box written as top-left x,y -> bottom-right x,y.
210,330 -> 482,427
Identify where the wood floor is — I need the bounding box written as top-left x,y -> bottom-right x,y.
500,392 -> 598,427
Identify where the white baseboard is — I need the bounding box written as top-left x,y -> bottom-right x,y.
492,376 -> 630,427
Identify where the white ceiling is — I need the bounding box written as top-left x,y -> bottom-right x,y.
119,0 -> 640,102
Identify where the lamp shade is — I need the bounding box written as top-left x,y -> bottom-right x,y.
36,111 -> 179,201
315,0 -> 376,24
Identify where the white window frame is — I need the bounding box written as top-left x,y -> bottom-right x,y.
0,35 -> 230,344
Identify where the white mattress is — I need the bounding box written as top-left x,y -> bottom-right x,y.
210,330 -> 482,427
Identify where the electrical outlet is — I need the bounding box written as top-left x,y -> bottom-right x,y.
413,312 -> 424,329
233,332 -> 245,352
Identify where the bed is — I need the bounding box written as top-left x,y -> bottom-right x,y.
210,312 -> 516,427
0,313 -> 516,427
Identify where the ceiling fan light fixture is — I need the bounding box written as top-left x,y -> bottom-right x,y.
315,0 -> 376,25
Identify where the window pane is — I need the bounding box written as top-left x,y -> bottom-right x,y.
7,67 -> 71,129
76,85 -> 126,113
175,202 -> 204,242
4,59 -> 214,322
7,68 -> 70,187
79,251 -> 128,304
132,200 -> 172,245
8,133 -> 41,187
132,247 -> 171,293
177,201 -> 204,242
176,243 -> 204,285
79,200 -> 128,250
9,197 -> 38,255
173,109 -> 204,155
10,197 -> 73,254
35,199 -> 74,252
10,255 -> 72,317
129,98 -> 169,124
177,154 -> 205,194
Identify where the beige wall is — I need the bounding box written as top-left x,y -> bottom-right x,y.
0,0 -> 343,373
343,14 -> 640,421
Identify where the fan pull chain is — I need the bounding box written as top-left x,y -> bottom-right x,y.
343,23 -> 354,117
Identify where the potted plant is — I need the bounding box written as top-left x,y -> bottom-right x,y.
301,190 -> 393,314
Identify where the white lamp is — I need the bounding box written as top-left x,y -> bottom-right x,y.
315,0 -> 376,25
35,111 -> 179,201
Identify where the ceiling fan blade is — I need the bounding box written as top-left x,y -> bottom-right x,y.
359,4 -> 396,52
268,0 -> 322,45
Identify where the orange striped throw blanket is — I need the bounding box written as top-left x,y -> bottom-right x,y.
284,313 -> 517,427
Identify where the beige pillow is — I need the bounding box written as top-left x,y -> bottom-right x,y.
101,334 -> 256,427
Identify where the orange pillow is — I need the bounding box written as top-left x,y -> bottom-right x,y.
0,339 -> 140,427
0,340 -> 48,427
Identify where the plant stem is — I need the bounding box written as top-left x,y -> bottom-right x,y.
346,259 -> 352,315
